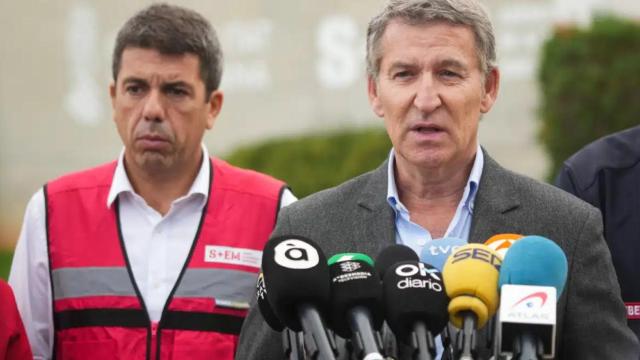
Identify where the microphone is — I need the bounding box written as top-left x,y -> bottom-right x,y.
442,244 -> 502,360
262,235 -> 337,360
484,233 -> 523,259
420,237 -> 465,357
420,237 -> 466,271
382,260 -> 449,360
482,233 -> 522,352
256,272 -> 285,331
375,244 -> 419,279
256,272 -> 303,359
327,253 -> 384,360
496,236 -> 568,360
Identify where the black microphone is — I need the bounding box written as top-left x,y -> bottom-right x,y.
375,244 -> 419,280
262,235 -> 336,360
327,253 -> 385,360
382,260 -> 449,360
256,272 -> 285,331
256,272 -> 303,360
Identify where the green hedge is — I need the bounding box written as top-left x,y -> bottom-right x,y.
0,250 -> 13,280
226,128 -> 392,198
538,16 -> 640,180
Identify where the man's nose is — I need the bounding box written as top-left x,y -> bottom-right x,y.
413,74 -> 442,114
141,89 -> 165,122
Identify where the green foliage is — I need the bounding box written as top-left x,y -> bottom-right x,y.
0,250 -> 13,280
538,16 -> 640,180
225,128 -> 392,198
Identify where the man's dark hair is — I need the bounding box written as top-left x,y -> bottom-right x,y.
112,3 -> 223,97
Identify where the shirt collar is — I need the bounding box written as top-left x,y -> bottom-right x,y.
107,144 -> 211,208
386,145 -> 484,214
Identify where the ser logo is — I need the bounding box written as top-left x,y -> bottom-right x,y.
274,239 -> 319,269
451,247 -> 501,271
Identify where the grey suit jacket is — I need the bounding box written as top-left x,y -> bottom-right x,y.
236,152 -> 639,359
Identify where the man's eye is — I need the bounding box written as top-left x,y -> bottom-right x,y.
440,70 -> 460,78
125,85 -> 144,95
167,88 -> 188,97
393,71 -> 413,79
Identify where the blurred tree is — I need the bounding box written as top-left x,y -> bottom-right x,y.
225,128 -> 391,198
0,251 -> 12,280
538,16 -> 640,181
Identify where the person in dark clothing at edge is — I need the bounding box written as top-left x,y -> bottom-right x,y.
556,124 -> 640,344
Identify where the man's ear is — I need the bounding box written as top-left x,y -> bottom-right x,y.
109,81 -> 117,110
206,90 -> 224,129
367,75 -> 384,117
480,67 -> 500,114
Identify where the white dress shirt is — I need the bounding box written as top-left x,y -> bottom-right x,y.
8,146 -> 296,360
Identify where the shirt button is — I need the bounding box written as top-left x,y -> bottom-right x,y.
418,238 -> 427,246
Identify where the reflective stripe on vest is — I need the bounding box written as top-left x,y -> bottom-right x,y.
46,158 -> 284,360
53,267 -> 257,303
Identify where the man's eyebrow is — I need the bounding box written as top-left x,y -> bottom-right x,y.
438,58 -> 469,71
387,61 -> 417,72
161,81 -> 195,91
121,76 -> 148,85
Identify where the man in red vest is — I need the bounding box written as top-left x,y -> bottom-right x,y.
9,4 -> 293,359
0,280 -> 32,359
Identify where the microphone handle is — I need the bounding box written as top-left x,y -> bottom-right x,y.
297,303 -> 337,360
457,311 -> 477,360
514,331 -> 540,360
282,329 -> 305,360
411,321 -> 434,360
348,305 -> 384,360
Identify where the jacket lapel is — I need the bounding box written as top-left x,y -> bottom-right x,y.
356,161 -> 396,256
469,150 -> 522,244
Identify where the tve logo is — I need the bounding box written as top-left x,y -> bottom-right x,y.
273,239 -> 320,269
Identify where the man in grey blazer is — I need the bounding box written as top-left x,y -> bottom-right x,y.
237,0 -> 639,358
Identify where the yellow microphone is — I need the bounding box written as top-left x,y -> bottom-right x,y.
442,243 -> 502,360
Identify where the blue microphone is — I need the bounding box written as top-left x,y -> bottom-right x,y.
496,236 -> 568,360
420,237 -> 466,272
498,235 -> 568,296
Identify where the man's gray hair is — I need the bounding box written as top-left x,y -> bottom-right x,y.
366,0 -> 496,79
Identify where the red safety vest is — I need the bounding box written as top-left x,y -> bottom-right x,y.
46,158 -> 285,360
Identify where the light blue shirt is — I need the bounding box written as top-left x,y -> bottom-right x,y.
385,146 -> 484,359
386,145 -> 484,254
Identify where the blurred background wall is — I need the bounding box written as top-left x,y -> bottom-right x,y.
1,0 -> 640,251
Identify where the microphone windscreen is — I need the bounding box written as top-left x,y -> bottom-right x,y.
256,272 -> 284,331
327,253 -> 383,338
484,233 -> 523,259
498,235 -> 568,298
328,252 -> 374,266
261,235 -> 330,331
442,244 -> 502,329
382,261 -> 449,342
420,237 -> 466,271
375,244 -> 419,279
